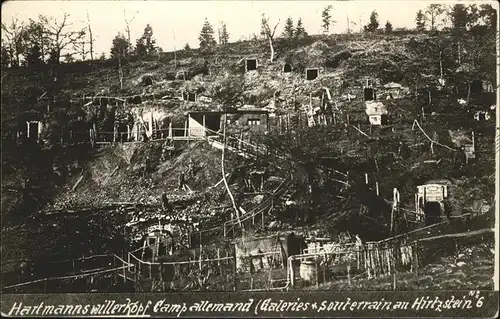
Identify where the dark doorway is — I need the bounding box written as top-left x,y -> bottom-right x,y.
118,123 -> 129,142
28,122 -> 39,140
470,79 -> 483,95
283,63 -> 292,73
424,201 -> 442,225
142,75 -> 153,86
246,59 -> 257,71
188,92 -> 196,102
306,68 -> 319,80
364,88 -> 376,101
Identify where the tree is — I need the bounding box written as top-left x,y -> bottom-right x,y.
25,43 -> 43,68
99,52 -> 106,60
364,11 -> 379,32
184,43 -> 191,51
123,9 -> 138,55
385,21 -> 393,33
1,18 -> 27,67
40,13 -> 86,64
295,18 -> 308,38
282,17 -> 294,38
76,40 -> 88,60
63,52 -> 74,63
479,4 -> 497,31
260,14 -> 280,62
199,18 -> 217,50
449,4 -> 468,31
466,5 -> 481,30
86,11 -> 95,60
321,5 -> 334,34
425,4 -> 446,31
1,43 -> 10,68
218,22 -> 229,45
25,17 -> 50,63
110,32 -> 130,58
415,10 -> 426,32
135,24 -> 157,57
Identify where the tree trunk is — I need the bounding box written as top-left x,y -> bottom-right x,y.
118,55 -> 124,90
89,28 -> 94,60
268,37 -> 275,62
428,89 -> 431,107
221,114 -> 241,226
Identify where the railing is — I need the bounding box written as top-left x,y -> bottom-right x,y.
127,251 -> 236,291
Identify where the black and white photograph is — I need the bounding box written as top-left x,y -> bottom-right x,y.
1,0 -> 498,316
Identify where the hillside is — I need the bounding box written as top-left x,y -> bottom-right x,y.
1,30 -> 496,289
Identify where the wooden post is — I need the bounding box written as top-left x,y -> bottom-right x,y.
393,272 -> 396,291
315,259 -> 319,288
217,249 -> 221,275
233,249 -> 237,291
347,114 -> 350,125
472,131 -> 475,154
347,262 -> 351,287
289,258 -> 295,287
199,232 -> 203,271
262,208 -> 265,228
168,121 -> 172,139
323,257 -> 326,284
365,173 -> 368,184
202,114 -> 206,137
184,120 -> 187,137
376,182 -> 379,196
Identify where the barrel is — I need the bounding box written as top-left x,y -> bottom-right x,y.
299,260 -> 317,283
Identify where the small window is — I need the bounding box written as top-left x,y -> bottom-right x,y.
364,88 -> 375,101
247,119 -> 261,126
149,237 -> 156,245
306,68 -> 319,80
283,63 -> 292,73
246,59 -> 257,71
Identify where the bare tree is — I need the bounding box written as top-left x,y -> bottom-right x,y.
123,9 -> 139,55
1,18 -> 26,67
41,13 -> 86,63
86,11 -> 94,60
260,14 -> 280,62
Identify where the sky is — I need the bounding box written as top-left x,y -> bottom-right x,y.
1,0 -> 497,58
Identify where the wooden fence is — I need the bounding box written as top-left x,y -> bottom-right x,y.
286,216 -> 493,289
127,251 -> 236,291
